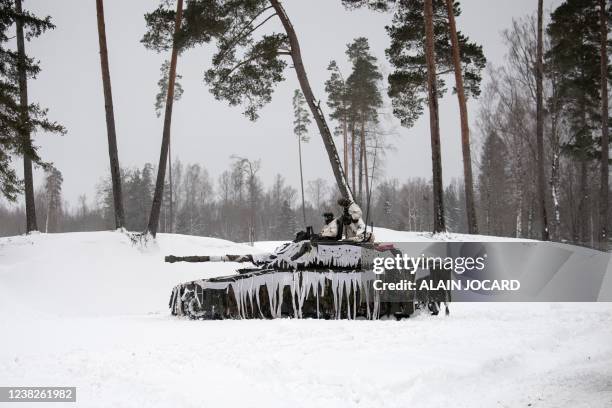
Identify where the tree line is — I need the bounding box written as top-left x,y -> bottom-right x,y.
476,1 -> 611,247
0,160 -> 472,241
0,0 -> 609,250
0,159 -> 319,241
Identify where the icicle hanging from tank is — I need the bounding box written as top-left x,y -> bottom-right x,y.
189,268 -> 384,320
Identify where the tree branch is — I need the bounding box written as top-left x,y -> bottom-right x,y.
215,9 -> 277,65
436,68 -> 454,76
220,50 -> 291,82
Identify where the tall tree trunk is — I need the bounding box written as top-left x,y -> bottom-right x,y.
568,162 -> 579,242
445,0 -> 477,234
270,0 -> 354,203
45,194 -> 49,233
147,0 -> 183,237
549,69 -> 562,240
579,158 -> 588,245
358,124 -> 363,205
516,193 -> 523,238
168,140 -> 173,233
361,116 -> 369,202
351,121 -> 356,194
423,0 -> 445,233
577,80 -> 591,246
535,0 -> 550,241
298,135 -> 306,227
599,0 -> 609,250
343,116 -> 348,183
15,0 -> 37,233
551,137 -> 561,240
96,0 -> 125,230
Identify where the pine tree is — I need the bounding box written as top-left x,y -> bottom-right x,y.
444,0 -> 478,234
154,60 -> 184,117
325,39 -> 383,207
325,61 -> 350,178
479,132 -> 512,236
279,199 -> 296,239
124,168 -> 143,230
534,0 -> 550,241
444,180 -> 461,232
145,0 -> 354,204
0,1 -> 64,220
423,0 -> 445,233
345,37 -> 383,205
143,0 -> 184,237
44,165 -> 62,233
292,89 -> 310,227
546,0 -> 611,245
96,0 -> 125,230
344,0 -> 485,233
390,0 -> 485,233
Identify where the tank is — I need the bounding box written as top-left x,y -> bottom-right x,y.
166,239 -> 447,320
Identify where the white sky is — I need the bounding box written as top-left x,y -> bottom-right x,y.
9,0 -> 561,207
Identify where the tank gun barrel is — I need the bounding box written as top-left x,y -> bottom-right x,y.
165,254 -> 258,264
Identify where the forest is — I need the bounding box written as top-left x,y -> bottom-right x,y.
0,0 -> 610,250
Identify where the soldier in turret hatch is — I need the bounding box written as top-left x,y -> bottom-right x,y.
337,198 -> 371,242
319,211 -> 343,240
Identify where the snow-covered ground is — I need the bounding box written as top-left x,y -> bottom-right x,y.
1,230 -> 611,408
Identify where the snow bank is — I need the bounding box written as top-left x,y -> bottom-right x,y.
252,228 -> 534,250
373,226 -> 535,242
0,231 -> 262,317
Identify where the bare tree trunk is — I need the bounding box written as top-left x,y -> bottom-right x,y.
599,0 -> 609,250
270,0 -> 354,203
535,0 -> 550,241
423,0 -> 445,233
527,199 -> 534,237
516,193 -> 523,238
358,124 -> 363,205
445,0 -> 477,234
579,158 -> 588,245
568,162 -> 579,242
298,135 -> 306,227
45,193 -> 49,233
549,70 -> 562,240
147,0 -> 183,237
590,202 -> 595,248
96,0 -> 124,230
362,117 -> 369,202
351,121 -> 356,194
551,146 -> 561,239
15,0 -> 37,233
343,116 -> 349,180
168,140 -> 173,233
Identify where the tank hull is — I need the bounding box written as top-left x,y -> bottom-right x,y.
170,268 -> 417,320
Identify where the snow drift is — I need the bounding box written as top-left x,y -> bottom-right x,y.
0,230 -> 611,408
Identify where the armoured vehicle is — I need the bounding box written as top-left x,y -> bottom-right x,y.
166,239 -> 448,320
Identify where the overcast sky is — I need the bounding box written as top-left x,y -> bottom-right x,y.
8,0 -> 561,208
